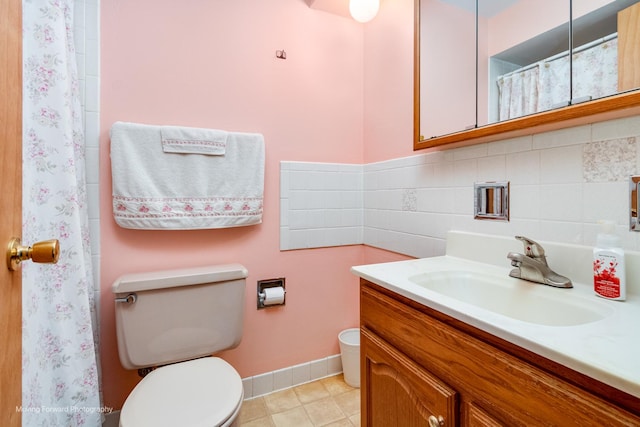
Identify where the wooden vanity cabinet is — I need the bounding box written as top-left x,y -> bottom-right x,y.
360,279 -> 640,427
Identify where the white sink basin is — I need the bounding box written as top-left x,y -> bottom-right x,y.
408,271 -> 614,326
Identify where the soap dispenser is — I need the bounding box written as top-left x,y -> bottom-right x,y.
593,220 -> 626,301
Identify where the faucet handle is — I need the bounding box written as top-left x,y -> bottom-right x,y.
514,235 -> 546,259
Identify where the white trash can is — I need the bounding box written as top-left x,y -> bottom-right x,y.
338,328 -> 360,388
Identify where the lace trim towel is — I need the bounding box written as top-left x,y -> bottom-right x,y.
110,121 -> 265,230
161,125 -> 228,155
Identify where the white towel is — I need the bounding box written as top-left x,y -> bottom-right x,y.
161,125 -> 228,155
110,121 -> 265,230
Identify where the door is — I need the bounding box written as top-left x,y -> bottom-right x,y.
0,0 -> 22,425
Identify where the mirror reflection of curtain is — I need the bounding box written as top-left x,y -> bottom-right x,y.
497,66 -> 540,121
497,36 -> 618,121
573,37 -> 618,100
538,54 -> 571,113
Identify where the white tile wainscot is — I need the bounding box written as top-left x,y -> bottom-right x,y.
280,161 -> 363,250
280,117 -> 640,258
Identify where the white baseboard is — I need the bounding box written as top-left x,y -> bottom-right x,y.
242,354 -> 343,399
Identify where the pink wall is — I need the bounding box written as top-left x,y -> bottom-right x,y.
363,0 -> 416,163
100,0 -> 371,409
356,0 -> 416,280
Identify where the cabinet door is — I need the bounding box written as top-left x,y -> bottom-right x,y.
484,0 -> 571,124
361,328 -> 458,427
618,1 -> 640,92
571,1 -> 638,103
465,402 -> 507,427
420,0 -> 477,139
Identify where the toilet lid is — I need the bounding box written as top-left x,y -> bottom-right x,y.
120,357 -> 243,427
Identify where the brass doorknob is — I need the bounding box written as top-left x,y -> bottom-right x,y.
6,237 -> 60,271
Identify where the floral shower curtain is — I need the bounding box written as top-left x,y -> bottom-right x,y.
22,0 -> 101,425
497,37 -> 618,121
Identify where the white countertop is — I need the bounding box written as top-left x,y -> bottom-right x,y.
352,231 -> 640,399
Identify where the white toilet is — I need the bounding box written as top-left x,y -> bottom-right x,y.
112,264 -> 248,427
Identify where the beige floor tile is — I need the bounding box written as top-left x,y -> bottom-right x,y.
272,407 -> 314,427
263,387 -> 302,414
294,381 -> 330,404
323,419 -> 355,427
239,415 -> 276,427
303,396 -> 345,426
333,389 -> 360,417
240,375 -> 359,427
238,397 -> 269,423
321,375 -> 355,396
349,413 -> 361,426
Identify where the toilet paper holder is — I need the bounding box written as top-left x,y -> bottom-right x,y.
257,278 -> 286,309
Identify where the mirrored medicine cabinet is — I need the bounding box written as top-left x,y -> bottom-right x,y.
415,0 -> 640,150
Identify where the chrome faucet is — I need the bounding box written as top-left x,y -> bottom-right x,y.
507,236 -> 572,288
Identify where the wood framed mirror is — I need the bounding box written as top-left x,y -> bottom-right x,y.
414,0 -> 640,151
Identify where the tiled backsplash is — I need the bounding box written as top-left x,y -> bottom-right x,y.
281,116 -> 640,257
280,162 -> 363,250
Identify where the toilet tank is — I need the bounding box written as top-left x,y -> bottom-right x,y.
112,264 -> 248,370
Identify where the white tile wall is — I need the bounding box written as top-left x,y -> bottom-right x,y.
280,162 -> 364,250
281,116 -> 640,257
364,117 -> 640,258
242,354 -> 343,399
74,0 -> 101,295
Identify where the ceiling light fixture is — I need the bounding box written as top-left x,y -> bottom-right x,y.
349,0 -> 379,23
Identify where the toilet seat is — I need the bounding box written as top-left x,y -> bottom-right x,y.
119,357 -> 243,427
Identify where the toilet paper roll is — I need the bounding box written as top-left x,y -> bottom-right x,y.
263,287 -> 285,305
